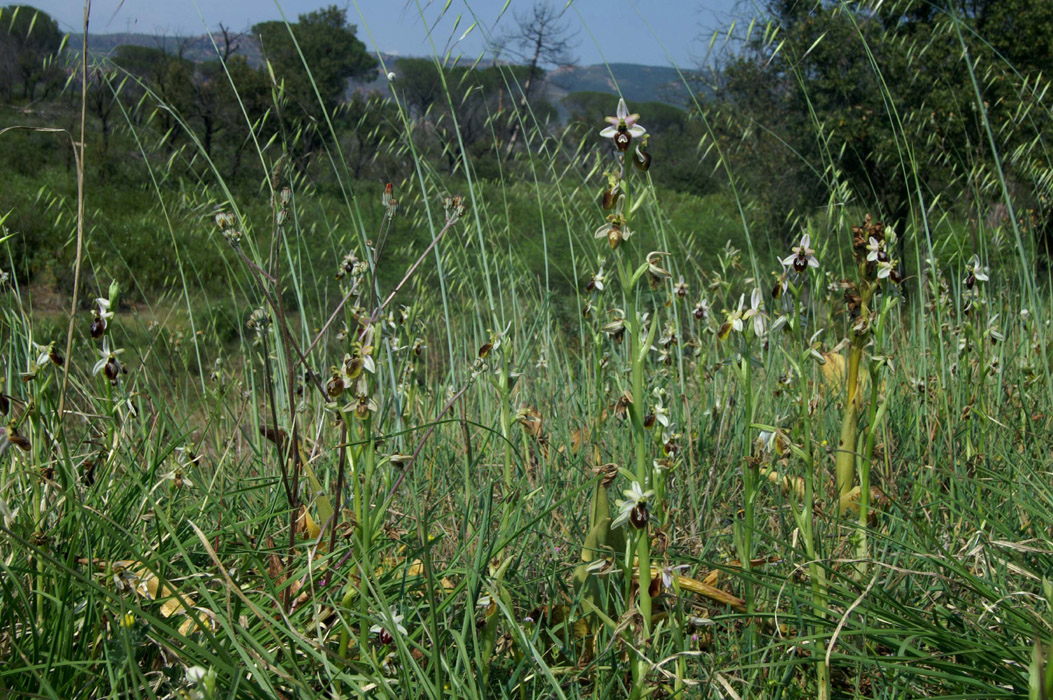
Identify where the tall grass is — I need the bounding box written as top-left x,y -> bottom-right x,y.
2,1 -> 1053,698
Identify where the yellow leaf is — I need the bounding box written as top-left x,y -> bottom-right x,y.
136,568 -> 194,618
301,508 -> 321,539
654,568 -> 747,612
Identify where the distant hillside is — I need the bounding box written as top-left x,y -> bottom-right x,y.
70,32 -> 701,107
70,32 -> 263,65
546,62 -> 699,106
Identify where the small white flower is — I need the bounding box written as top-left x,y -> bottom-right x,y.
386,71 -> 396,81
964,254 -> 989,287
866,236 -> 883,262
653,396 -> 670,428
985,315 -> 1004,343
93,339 -> 124,381
588,265 -> 606,292
370,606 -> 407,644
185,666 -> 208,684
599,98 -> 646,151
661,564 -> 689,590
781,233 -> 819,272
611,481 -> 655,529
808,328 -> 826,364
743,288 -> 767,337
718,294 -> 746,340
96,297 -> 114,321
32,342 -> 52,368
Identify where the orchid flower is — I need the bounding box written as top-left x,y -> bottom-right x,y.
866,236 -> 884,263
718,294 -> 746,340
612,481 -> 654,529
370,606 -> 408,645
594,193 -> 631,249
599,98 -> 646,151
964,254 -> 989,289
781,233 -> 819,272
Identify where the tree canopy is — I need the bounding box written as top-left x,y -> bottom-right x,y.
252,5 -> 376,117
711,0 -> 1053,244
0,5 -> 63,99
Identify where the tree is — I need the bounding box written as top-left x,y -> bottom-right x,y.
0,5 -> 63,100
216,23 -> 239,62
86,66 -> 119,153
498,2 -> 577,98
252,6 -> 376,119
335,92 -> 400,179
217,55 -> 272,180
497,2 -> 578,150
394,58 -> 443,119
710,0 -> 1053,244
112,45 -> 193,139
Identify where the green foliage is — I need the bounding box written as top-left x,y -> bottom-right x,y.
252,5 -> 376,117
5,10 -> 1053,696
0,4 -> 64,100
713,0 -> 1053,258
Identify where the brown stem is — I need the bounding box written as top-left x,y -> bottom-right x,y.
368,217 -> 458,327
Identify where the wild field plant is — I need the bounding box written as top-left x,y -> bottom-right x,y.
3,2 -> 1053,699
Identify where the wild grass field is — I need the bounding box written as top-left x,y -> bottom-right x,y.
3,1 -> 1053,698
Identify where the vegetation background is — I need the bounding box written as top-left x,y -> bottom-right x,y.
2,0 -> 1053,698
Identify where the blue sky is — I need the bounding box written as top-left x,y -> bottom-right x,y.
28,0 -> 747,67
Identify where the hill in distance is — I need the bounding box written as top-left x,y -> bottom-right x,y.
69,32 -> 700,108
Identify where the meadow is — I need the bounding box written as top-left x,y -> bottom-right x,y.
2,1 -> 1053,699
